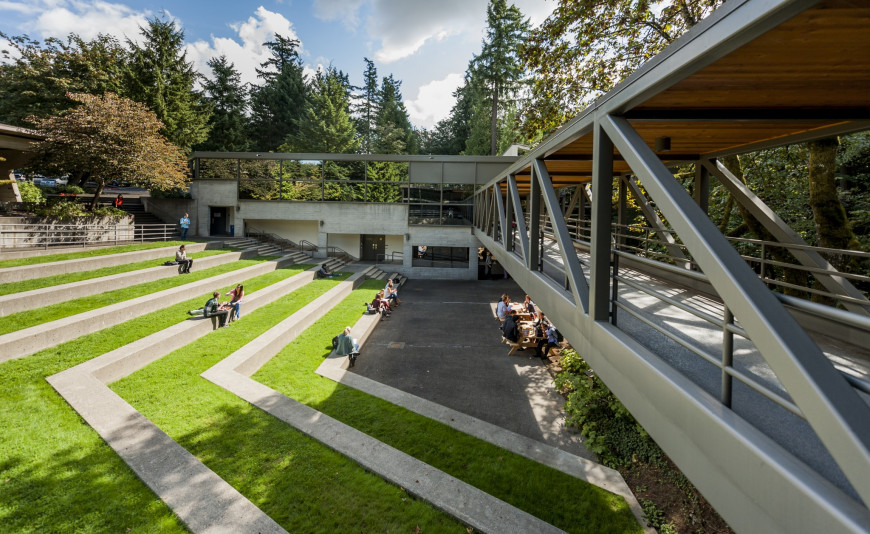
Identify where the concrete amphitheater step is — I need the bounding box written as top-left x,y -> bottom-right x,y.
0,249 -> 268,316
0,252 -> 305,362
200,273 -> 566,534
46,262 -> 323,534
0,242 -> 214,284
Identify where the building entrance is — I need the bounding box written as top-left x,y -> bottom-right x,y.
209,207 -> 229,236
360,234 -> 384,262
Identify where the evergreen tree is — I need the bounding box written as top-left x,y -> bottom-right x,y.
373,74 -> 418,154
124,18 -> 211,153
353,58 -> 379,153
283,66 -> 358,153
0,33 -> 127,126
468,0 -> 530,155
248,34 -> 308,151
197,55 -> 249,152
422,80 -> 479,155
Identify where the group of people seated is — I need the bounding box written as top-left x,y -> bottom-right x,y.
367,278 -> 401,320
497,293 -> 561,360
201,284 -> 244,329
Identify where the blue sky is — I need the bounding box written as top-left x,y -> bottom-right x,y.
0,0 -> 555,129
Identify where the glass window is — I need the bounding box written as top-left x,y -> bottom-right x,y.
198,158 -> 237,180
239,180 -> 280,200
412,246 -> 469,268
408,183 -> 440,204
240,159 -> 278,180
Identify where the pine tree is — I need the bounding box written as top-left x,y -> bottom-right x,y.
373,74 -> 418,154
248,34 -> 308,151
124,17 -> 211,153
197,55 -> 249,152
283,66 -> 358,154
468,0 -> 530,155
353,58 -> 379,154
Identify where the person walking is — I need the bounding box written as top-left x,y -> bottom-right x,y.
179,213 -> 191,240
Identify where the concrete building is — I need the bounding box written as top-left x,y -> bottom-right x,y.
185,152 -> 517,279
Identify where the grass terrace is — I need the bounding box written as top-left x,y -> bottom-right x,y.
0,266 -> 308,532
0,255 -> 281,335
0,241 -> 198,268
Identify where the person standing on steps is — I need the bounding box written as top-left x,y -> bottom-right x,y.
113,194 -> 123,209
176,244 -> 193,274
179,213 -> 190,240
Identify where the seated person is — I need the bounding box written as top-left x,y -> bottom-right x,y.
540,323 -> 560,359
176,245 -> 193,274
496,294 -> 511,322
371,291 -> 391,316
317,264 -> 338,278
523,294 -> 536,315
501,309 -> 520,344
225,284 -> 243,321
384,279 -> 401,306
335,326 -> 360,367
204,291 -> 230,329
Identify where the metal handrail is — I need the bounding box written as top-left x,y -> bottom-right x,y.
377,251 -> 403,264
0,222 -> 177,249
245,225 -> 298,251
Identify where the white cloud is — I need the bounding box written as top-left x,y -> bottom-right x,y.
405,72 -> 464,130
185,7 -> 300,87
312,0 -> 365,29
368,0 -> 484,64
0,1 -> 42,15
21,1 -> 151,43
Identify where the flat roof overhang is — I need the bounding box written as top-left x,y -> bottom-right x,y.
490,0 -> 870,192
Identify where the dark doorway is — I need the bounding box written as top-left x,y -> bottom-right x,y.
209,207 -> 229,236
360,234 -> 385,262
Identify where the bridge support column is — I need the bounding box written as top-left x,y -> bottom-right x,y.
590,120 -> 614,322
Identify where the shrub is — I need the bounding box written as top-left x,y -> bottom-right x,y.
17,181 -> 46,203
56,185 -> 86,195
150,187 -> 191,199
555,348 -> 663,467
31,200 -> 126,220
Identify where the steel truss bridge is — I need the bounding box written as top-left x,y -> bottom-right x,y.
474,1 -> 870,532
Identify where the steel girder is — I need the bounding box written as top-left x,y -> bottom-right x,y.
622,175 -> 691,265
600,114 -> 870,524
702,159 -> 870,316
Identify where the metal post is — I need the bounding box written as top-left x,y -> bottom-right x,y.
722,306 -> 734,407
617,176 -> 627,251
694,163 -> 710,214
611,252 -> 620,326
760,242 -> 767,285
590,119 -> 615,322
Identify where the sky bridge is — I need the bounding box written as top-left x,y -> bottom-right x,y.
473,1 -> 870,532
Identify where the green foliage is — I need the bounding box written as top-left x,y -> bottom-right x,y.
282,66 -> 359,154
0,241 -> 192,268
30,200 -> 125,220
123,17 -> 211,152
0,32 -> 127,126
522,0 -> 724,136
55,184 -> 85,194
555,348 -> 663,467
373,74 -> 418,154
17,180 -> 45,203
26,92 -> 190,209
248,34 -> 308,151
196,55 -> 249,152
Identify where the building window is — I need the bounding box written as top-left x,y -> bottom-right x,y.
412,246 -> 469,268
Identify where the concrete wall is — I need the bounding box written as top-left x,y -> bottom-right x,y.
326,233 -> 358,258
142,197 -> 196,234
244,219 -> 318,245
190,180 -> 238,237
192,181 -> 483,279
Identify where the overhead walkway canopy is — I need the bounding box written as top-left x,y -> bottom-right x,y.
475,1 -> 870,533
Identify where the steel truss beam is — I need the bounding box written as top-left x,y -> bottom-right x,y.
702,159 -> 870,316
533,159 -> 590,312
623,175 -> 690,264
601,114 -> 870,509
507,174 -> 530,265
494,182 -> 507,247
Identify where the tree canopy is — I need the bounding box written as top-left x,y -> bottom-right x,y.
124,17 -> 211,152
26,92 -> 189,208
197,55 -> 249,152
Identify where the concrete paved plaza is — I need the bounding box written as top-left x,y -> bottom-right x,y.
351,278 -> 595,461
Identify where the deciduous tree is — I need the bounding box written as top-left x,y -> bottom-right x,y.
26,92 -> 189,209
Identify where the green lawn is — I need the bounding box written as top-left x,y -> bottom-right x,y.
254,280 -> 641,534
0,241 -> 196,269
0,256 -> 287,336
0,249 -> 230,296
112,279 -> 641,533
0,266 -> 305,533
